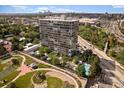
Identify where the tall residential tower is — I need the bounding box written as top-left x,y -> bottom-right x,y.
39,18 -> 79,55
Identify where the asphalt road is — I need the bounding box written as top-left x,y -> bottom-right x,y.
78,36 -> 124,87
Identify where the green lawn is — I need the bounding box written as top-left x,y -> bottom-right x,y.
0,55 -> 23,72
47,77 -> 64,88
0,71 -> 19,87
0,58 -> 12,72
23,54 -> 51,68
0,64 -> 6,72
25,56 -> 34,65
38,63 -> 51,68
12,52 -> 36,65
14,72 -> 35,88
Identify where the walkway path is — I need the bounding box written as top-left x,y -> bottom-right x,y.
2,52 -> 85,88
19,64 -> 32,76
2,54 -> 26,88
19,52 -> 87,88
36,68 -> 78,87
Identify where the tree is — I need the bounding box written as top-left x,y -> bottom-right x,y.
43,46 -> 51,53
11,36 -> 19,50
62,55 -> 69,63
19,43 -> 24,50
82,49 -> 93,61
73,56 -> 79,64
76,64 -> 85,77
0,31 -> 4,38
11,24 -> 21,35
116,50 -> 124,65
33,38 -> 39,44
76,49 -> 101,78
88,54 -> 101,77
108,34 -> 117,49
39,46 -> 51,56
11,58 -> 20,66
48,52 -> 58,65
24,33 -> 30,38
24,31 -> 39,42
39,47 -> 45,56
0,45 -> 7,56
37,72 -> 46,81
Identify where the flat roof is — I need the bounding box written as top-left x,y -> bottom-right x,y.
79,18 -> 98,23
39,18 -> 78,22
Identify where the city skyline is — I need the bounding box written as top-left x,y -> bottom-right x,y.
0,5 -> 124,13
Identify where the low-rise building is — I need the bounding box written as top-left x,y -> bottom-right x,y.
79,18 -> 98,26
3,40 -> 12,53
0,39 -> 12,58
23,44 -> 40,53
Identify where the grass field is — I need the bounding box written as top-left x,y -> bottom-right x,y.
0,64 -> 6,72
0,71 -> 19,87
0,55 -> 23,72
25,56 -> 34,65
38,63 -> 51,68
24,55 -> 51,68
47,77 -> 64,88
0,58 -> 12,72
14,72 -> 35,88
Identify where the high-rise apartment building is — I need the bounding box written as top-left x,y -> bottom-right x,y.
39,18 -> 79,55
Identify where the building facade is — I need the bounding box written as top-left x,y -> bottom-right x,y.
39,18 -> 79,55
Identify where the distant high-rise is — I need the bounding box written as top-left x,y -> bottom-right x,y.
39,18 -> 79,55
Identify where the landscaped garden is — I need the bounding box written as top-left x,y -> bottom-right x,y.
12,71 -> 35,88
0,55 -> 22,72
32,70 -> 74,88
31,45 -> 101,78
0,55 -> 23,87
8,70 -> 71,88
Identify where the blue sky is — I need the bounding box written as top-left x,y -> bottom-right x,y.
0,5 -> 124,13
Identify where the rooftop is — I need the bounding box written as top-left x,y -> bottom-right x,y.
39,18 -> 78,22
79,18 -> 98,23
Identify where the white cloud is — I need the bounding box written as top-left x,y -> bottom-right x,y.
54,8 -> 74,13
112,5 -> 124,8
35,6 -> 74,13
35,7 -> 49,12
10,5 -> 27,9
